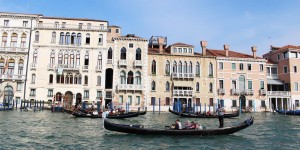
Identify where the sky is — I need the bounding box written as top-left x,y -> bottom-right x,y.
1,0 -> 300,56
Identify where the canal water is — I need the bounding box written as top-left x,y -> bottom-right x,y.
0,110 -> 299,150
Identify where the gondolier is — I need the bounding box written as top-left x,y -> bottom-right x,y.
216,104 -> 225,128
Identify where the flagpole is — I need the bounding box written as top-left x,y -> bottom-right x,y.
23,18 -> 33,101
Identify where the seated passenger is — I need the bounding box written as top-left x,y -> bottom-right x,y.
206,111 -> 211,116
175,119 -> 182,130
185,121 -> 192,129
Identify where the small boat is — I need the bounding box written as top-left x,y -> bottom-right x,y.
129,107 -> 147,115
103,116 -> 254,136
169,108 -> 239,118
275,109 -> 300,116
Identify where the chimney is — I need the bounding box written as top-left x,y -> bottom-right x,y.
251,46 -> 257,59
224,44 -> 229,57
158,37 -> 164,53
200,41 -> 207,56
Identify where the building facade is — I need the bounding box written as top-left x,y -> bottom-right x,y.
263,45 -> 300,111
0,12 -> 40,105
25,15 -> 109,107
205,44 -> 268,112
148,37 -> 216,112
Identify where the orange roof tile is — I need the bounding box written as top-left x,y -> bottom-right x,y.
206,49 -> 261,59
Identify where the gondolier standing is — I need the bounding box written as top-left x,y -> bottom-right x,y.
216,104 -> 225,128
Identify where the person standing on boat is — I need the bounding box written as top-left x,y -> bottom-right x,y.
175,119 -> 182,130
216,104 -> 225,128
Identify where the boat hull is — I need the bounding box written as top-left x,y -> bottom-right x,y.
275,109 -> 300,115
169,108 -> 239,118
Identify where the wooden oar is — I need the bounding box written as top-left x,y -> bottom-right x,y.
179,107 -> 185,116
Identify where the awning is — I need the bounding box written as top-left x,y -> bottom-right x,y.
173,81 -> 194,87
267,79 -> 284,85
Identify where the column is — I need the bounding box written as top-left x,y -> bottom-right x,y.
281,98 -> 284,110
276,98 -> 278,110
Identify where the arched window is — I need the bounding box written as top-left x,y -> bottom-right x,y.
97,76 -> 101,86
151,81 -> 156,91
58,51 -> 63,64
65,74 -> 69,84
196,82 -> 199,92
120,71 -> 126,84
11,33 -> 18,47
84,75 -> 88,85
7,59 -> 15,75
84,51 -> 89,66
166,97 -> 171,105
120,47 -> 126,59
71,32 -> 76,44
59,32 -> 64,44
166,81 -> 170,92
85,33 -> 90,44
1,32 -> 8,46
136,48 -> 141,60
76,51 -> 80,66
65,32 -> 70,45
135,71 -> 141,85
98,34 -> 103,45
70,74 -> 73,84
183,61 -> 187,73
35,31 -> 39,42
173,61 -> 177,73
97,52 -> 102,68
76,33 -> 81,45
49,74 -> 53,84
209,83 -> 213,92
21,33 -> 26,47
196,62 -> 200,77
78,75 -> 82,84
189,61 -> 193,73
0,58 -> 4,73
31,74 -> 36,83
70,51 -> 74,67
33,50 -> 38,63
239,75 -> 246,90
18,59 -> 24,75
165,60 -> 170,76
64,51 -> 69,64
178,61 -> 182,73
127,71 -> 134,84
209,62 -> 213,77
56,74 -> 60,83
108,47 -> 112,59
151,60 -> 156,75
51,32 -> 56,43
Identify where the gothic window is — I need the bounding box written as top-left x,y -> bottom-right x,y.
136,48 -> 141,60
151,60 -> 156,75
120,47 -> 126,59
127,71 -> 134,84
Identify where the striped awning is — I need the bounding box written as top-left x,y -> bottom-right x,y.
267,79 -> 284,85
173,81 -> 193,87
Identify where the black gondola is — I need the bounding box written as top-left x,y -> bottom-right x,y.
169,107 -> 239,118
275,109 -> 300,116
64,108 -> 140,119
129,107 -> 147,115
103,116 -> 254,136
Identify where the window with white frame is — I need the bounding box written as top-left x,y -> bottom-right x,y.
283,52 -> 288,59
97,76 -> 101,86
260,64 -> 264,72
166,81 -> 170,92
232,63 -> 236,70
239,63 -> 244,70
119,95 -> 123,104
209,63 -> 213,77
84,90 -> 89,98
277,54 -> 280,60
136,96 -> 140,105
128,95 -> 132,105
120,71 -> 126,84
129,43 -> 134,48
290,52 -> 297,58
218,62 -> 223,70
51,32 -> 56,43
35,31 -> 39,42
30,89 -> 36,96
97,91 -> 102,98
31,74 -> 36,83
21,33 -> 26,47
151,81 -> 156,91
98,34 -> 103,45
23,21 -> 28,27
71,32 -> 76,44
85,33 -> 90,44
294,66 -> 297,73
232,100 -> 237,107
247,64 -> 251,71
232,80 -> 237,89
17,82 -> 22,91
135,71 -> 141,85
261,100 -> 266,107
295,100 -> 299,107
260,81 -> 264,89
165,61 -> 170,76
4,20 -> 9,26
196,82 -> 200,92
47,89 -> 53,97
196,62 -> 200,77
173,48 -> 177,53
59,32 -> 64,44
248,80 -> 252,89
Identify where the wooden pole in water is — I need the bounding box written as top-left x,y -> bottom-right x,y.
16,99 -> 18,109
158,98 -> 160,114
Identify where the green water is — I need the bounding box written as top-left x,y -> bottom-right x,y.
0,110 -> 299,149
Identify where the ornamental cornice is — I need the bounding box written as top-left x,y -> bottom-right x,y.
113,37 -> 147,42
0,15 -> 39,19
33,27 -> 108,32
217,57 -> 266,63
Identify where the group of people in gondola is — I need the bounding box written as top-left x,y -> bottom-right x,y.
172,119 -> 203,130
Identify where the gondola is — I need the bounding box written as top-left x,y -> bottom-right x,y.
64,108 -> 140,119
275,109 -> 300,116
103,116 -> 254,136
129,107 -> 147,115
169,107 -> 239,118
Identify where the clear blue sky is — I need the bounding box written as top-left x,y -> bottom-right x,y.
1,0 -> 300,56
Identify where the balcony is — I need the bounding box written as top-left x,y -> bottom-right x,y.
35,23 -> 107,31
0,47 -> 28,53
95,66 -> 102,72
259,89 -> 267,96
107,59 -> 112,64
240,89 -> 254,95
231,89 -> 240,95
267,91 -> 291,96
119,60 -> 127,66
134,60 -> 142,67
82,65 -> 88,72
56,64 -> 79,71
267,73 -> 278,79
30,63 -> 37,70
173,90 -> 193,96
218,88 -> 225,95
0,74 -> 25,80
48,64 -> 55,70
172,73 -> 194,79
117,84 -> 143,91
